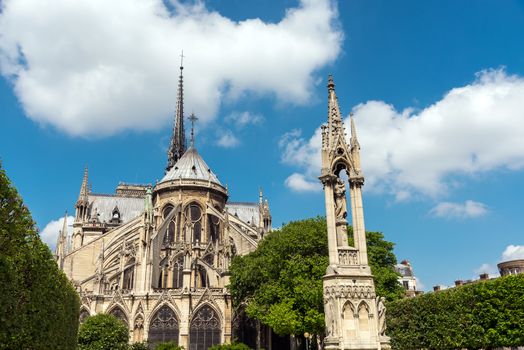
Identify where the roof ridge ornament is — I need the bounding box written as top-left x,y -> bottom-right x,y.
188,112 -> 198,148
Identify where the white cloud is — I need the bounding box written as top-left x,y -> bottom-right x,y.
474,263 -> 498,277
280,69 -> 524,197
216,129 -> 240,148
429,200 -> 488,219
414,277 -> 425,291
284,173 -> 321,192
39,215 -> 74,251
225,111 -> 264,128
0,0 -> 342,137
501,245 -> 524,261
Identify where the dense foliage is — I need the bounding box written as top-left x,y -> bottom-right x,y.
78,314 -> 129,350
129,342 -> 149,350
228,217 -> 403,338
387,274 -> 524,350
0,162 -> 80,350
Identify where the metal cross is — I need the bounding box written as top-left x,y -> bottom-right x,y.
180,50 -> 185,68
189,112 -> 198,146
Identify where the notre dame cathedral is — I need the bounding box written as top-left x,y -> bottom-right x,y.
54,63 -> 272,349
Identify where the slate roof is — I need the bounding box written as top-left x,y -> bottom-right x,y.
226,202 -> 260,226
88,194 -> 145,224
160,147 -> 221,185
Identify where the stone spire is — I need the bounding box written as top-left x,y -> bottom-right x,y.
166,52 -> 187,172
350,113 -> 361,173
327,75 -> 344,147
77,166 -> 89,205
55,210 -> 69,268
61,210 -> 68,239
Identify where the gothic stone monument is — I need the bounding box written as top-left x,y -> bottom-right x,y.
319,76 -> 389,350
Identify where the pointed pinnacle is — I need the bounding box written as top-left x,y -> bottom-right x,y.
327,74 -> 335,91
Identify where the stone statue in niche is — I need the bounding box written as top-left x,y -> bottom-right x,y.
334,178 -> 347,221
376,296 -> 387,336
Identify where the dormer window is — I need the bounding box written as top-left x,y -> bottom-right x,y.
111,206 -> 121,224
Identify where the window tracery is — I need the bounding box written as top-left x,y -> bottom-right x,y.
185,202 -> 202,243
148,305 -> 180,346
189,305 -> 221,350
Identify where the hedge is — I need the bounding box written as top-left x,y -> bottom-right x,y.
387,274 -> 524,350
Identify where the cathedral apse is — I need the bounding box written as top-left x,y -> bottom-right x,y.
55,62 -> 271,349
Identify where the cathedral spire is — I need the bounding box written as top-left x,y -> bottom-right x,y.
166,51 -> 187,172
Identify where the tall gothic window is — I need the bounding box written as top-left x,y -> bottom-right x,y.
123,263 -> 135,290
148,305 -> 180,346
194,265 -> 208,289
185,203 -> 202,243
109,306 -> 128,326
208,214 -> 219,243
189,305 -> 221,350
172,255 -> 184,288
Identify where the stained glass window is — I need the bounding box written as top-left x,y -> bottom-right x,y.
148,305 -> 180,346
189,305 -> 221,350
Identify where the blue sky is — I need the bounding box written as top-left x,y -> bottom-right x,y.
1,0 -> 524,290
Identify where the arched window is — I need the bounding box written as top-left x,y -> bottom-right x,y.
172,256 -> 184,289
163,204 -> 174,218
123,260 -> 135,290
79,308 -> 90,324
208,214 -> 220,242
189,305 -> 221,350
148,305 -> 180,346
185,203 -> 202,243
109,306 -> 128,326
166,220 -> 176,244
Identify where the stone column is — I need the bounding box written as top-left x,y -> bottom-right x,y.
321,174 -> 339,266
349,178 -> 368,266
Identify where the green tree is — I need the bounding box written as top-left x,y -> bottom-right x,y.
0,162 -> 80,350
129,342 -> 149,350
228,217 -> 403,339
78,314 -> 129,350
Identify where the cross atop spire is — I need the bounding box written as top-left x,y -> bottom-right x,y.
166,51 -> 187,172
188,112 -> 198,147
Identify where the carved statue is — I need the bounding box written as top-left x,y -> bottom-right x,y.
334,178 -> 347,220
376,296 -> 386,336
